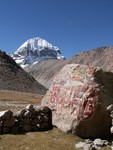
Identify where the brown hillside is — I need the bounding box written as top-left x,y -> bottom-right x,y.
25,46 -> 113,89
25,59 -> 66,89
0,50 -> 47,94
68,46 -> 113,72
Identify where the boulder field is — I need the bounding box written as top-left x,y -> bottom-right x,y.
42,64 -> 113,139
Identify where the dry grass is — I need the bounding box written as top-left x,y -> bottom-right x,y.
0,128 -> 83,150
0,90 -> 43,111
0,90 -> 110,150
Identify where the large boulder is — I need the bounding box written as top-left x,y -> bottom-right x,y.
42,64 -> 113,139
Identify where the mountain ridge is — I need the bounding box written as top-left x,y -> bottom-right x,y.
24,46 -> 113,89
0,50 -> 47,94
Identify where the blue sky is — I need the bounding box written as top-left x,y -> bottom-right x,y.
0,0 -> 113,58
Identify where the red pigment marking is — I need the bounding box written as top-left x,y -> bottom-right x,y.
72,76 -> 82,81
50,65 -> 98,120
86,86 -> 95,93
77,85 -> 88,92
89,67 -> 96,74
82,95 -> 97,120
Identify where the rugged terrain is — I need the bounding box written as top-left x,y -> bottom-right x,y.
25,46 -> 113,89
0,45 -> 113,149
0,50 -> 47,94
0,90 -> 109,150
0,90 -> 82,150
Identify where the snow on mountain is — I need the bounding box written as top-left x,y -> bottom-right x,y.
11,37 -> 65,68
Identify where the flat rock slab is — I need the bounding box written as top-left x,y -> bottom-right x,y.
42,64 -> 113,138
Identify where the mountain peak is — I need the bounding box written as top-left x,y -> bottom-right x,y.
11,37 -> 65,67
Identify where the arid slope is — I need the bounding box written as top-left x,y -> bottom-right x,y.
0,50 -> 47,94
25,46 -> 113,89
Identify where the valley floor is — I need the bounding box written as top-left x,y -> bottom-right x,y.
0,90 -> 110,150
0,90 -> 43,111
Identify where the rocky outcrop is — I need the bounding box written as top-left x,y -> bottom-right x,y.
0,104 -> 52,134
42,64 -> 113,139
0,50 -> 47,94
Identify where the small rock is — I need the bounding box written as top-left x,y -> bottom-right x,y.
0,110 -> 13,120
2,116 -> 15,127
84,143 -> 94,150
40,106 -> 50,113
75,141 -> 86,149
39,123 -> 49,129
14,109 -> 26,120
107,104 -> 113,112
93,138 -> 108,147
21,124 -> 32,132
22,118 -> 30,124
35,105 -> 41,111
40,115 -> 49,122
10,126 -> 19,134
30,110 -> 39,119
1,127 -> 9,134
0,121 -> 2,126
0,126 -> 1,134
32,125 -> 39,131
110,126 -> 113,134
110,111 -> 113,118
23,110 -> 32,118
30,118 -> 40,126
26,104 -> 34,111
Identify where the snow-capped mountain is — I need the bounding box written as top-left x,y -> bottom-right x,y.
11,37 -> 65,68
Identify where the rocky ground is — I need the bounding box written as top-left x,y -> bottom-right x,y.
0,90 -> 80,150
0,90 -> 112,150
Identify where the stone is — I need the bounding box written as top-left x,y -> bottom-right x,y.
39,123 -> 49,129
93,138 -> 108,147
75,141 -> 86,149
0,104 -> 52,134
10,126 -> 19,134
1,127 -> 9,134
40,106 -> 50,113
0,121 -> 2,126
84,144 -> 94,150
30,118 -> 40,126
22,118 -> 30,125
107,104 -> 113,112
0,110 -> 13,120
42,64 -> 113,138
110,126 -> 113,134
26,104 -> 34,111
21,124 -> 32,132
23,110 -> 32,118
2,117 -> 15,127
30,110 -> 39,119
32,125 -> 39,131
110,111 -> 113,118
14,109 -> 26,120
40,115 -> 49,122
